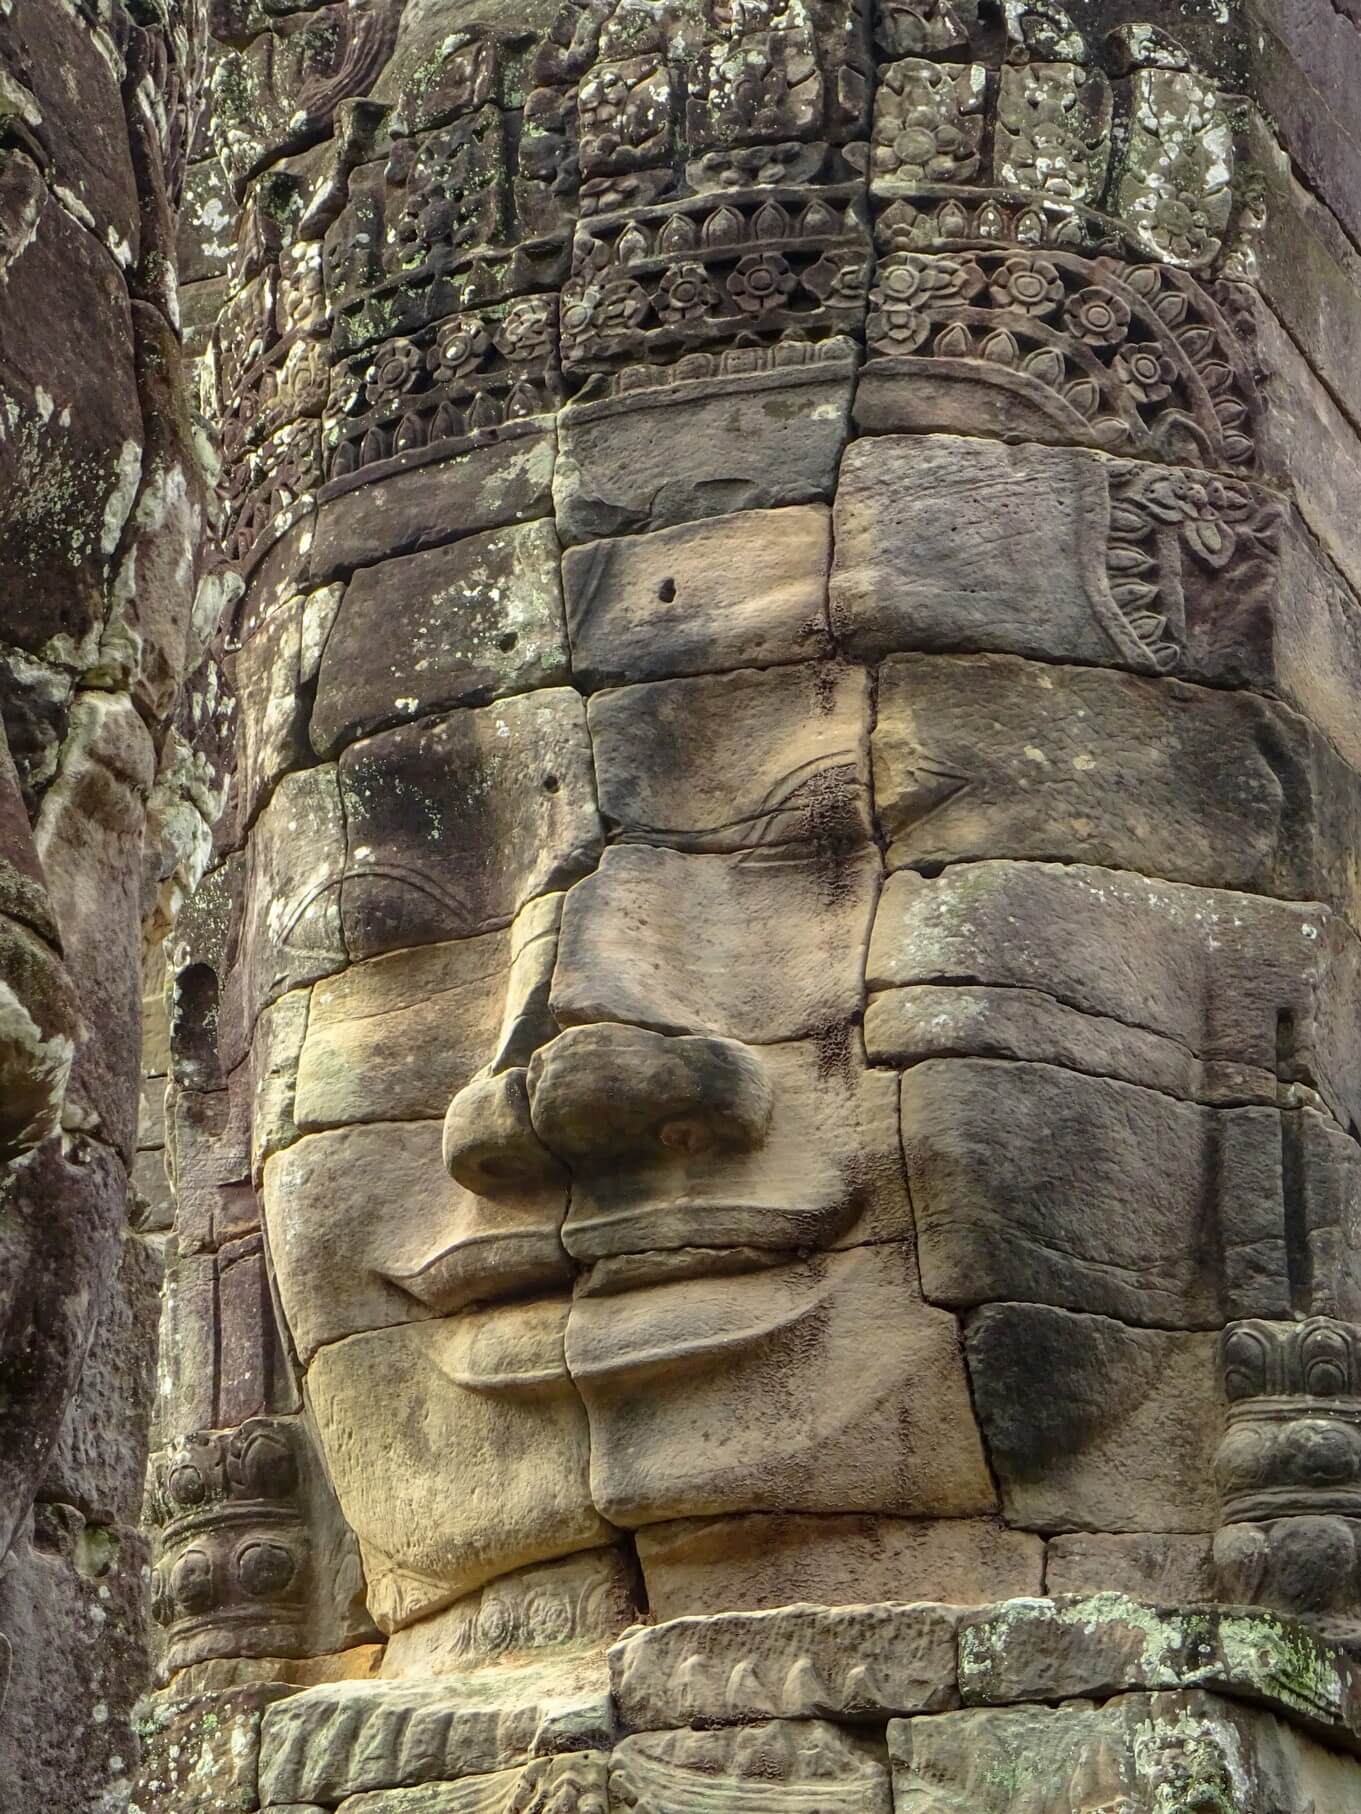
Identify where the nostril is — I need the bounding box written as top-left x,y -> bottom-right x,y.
657,1118 -> 714,1156
443,1070 -> 566,1196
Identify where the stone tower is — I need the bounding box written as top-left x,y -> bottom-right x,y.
8,0 -> 1361,1810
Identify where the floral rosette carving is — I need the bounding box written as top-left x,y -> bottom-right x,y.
865,245 -> 1257,472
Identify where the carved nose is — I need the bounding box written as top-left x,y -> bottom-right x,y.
442,1069 -> 567,1195
524,1024 -> 774,1165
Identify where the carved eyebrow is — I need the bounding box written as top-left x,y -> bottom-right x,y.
278,862 -> 477,948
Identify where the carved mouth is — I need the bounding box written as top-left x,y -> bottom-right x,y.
562,1198 -> 842,1261
564,1253 -> 823,1378
386,1226 -> 572,1315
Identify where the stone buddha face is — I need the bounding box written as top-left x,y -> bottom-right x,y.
197,0 -> 1334,1672
255,493 -> 995,1637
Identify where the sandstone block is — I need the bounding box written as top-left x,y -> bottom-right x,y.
831,436 -> 1361,770
889,1687 -> 1361,1814
230,597 -> 306,831
871,651 -> 1361,914
240,766 -> 347,1033
965,1306 -> 1219,1532
132,1684 -> 293,1814
312,521 -> 569,756
332,1754 -> 609,1812
265,1121 -> 569,1359
551,1035 -> 911,1261
610,1602 -> 962,1730
259,1677 -> 613,1803
298,933 -> 508,1129
1045,1533 -> 1216,1603
900,1058 -> 1284,1325
610,1722 -> 890,1814
339,690 -> 601,956
309,430 -> 556,581
552,843 -> 879,1044
562,508 -> 831,689
303,1306 -> 610,1630
251,987 -> 311,1183
554,367 -> 853,545
566,1243 -> 995,1528
635,1515 -> 1043,1619
955,1595 -> 1361,1750
868,984 -> 1203,1099
589,663 -> 870,853
870,861 -> 1361,1133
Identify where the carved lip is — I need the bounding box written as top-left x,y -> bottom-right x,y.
386,1226 -> 571,1314
562,1199 -> 840,1262
564,1253 -> 823,1378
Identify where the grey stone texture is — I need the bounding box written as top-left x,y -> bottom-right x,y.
116,0 -> 1361,1810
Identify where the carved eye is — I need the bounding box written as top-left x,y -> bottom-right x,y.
235,1538 -> 298,1599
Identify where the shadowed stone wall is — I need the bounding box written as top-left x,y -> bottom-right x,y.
0,4 -> 216,1807
134,1 -> 1361,1810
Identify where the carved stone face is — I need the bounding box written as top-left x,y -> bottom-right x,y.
256,494 -> 997,1632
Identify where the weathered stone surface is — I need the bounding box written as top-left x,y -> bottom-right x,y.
0,1136 -> 128,1562
832,437 -> 1361,768
34,693 -> 156,1160
240,766 -> 348,1032
260,1678 -> 614,1804
589,663 -> 870,854
871,650 -> 1361,912
266,1120 -> 569,1359
635,1516 -> 1043,1620
870,861 -> 1361,1132
231,598 -> 307,831
303,1306 -> 610,1629
312,521 -> 569,756
965,1306 -> 1219,1532
957,1594 -> 1361,1742
309,433 -> 557,582
339,690 -> 601,956
0,1512 -> 153,1814
552,844 -> 878,1043
900,1058 -> 1284,1325
611,1603 -> 962,1729
610,1722 -> 890,1814
1045,1533 -> 1217,1603
568,1243 -> 994,1528
333,1754 -> 610,1812
379,1549 -> 638,1683
294,900 -> 560,1127
545,1033 -> 911,1260
561,509 -> 832,690
555,369 -> 853,545
889,1687 -> 1361,1814
132,1684 -> 294,1814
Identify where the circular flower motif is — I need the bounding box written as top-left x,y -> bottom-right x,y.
475,1598 -> 516,1653
429,316 -> 490,383
495,298 -> 554,363
728,252 -> 797,315
988,255 -> 1064,319
1062,286 -> 1131,348
366,338 -> 426,406
868,301 -> 930,355
1113,344 -> 1176,403
657,260 -> 717,323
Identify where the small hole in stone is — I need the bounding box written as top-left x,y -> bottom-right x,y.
658,577 -> 677,603
498,631 -> 518,652
542,774 -> 560,793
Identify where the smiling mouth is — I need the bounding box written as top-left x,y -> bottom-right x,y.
575,1243 -> 799,1297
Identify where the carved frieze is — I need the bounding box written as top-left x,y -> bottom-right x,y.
1216,1319 -> 1361,1639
